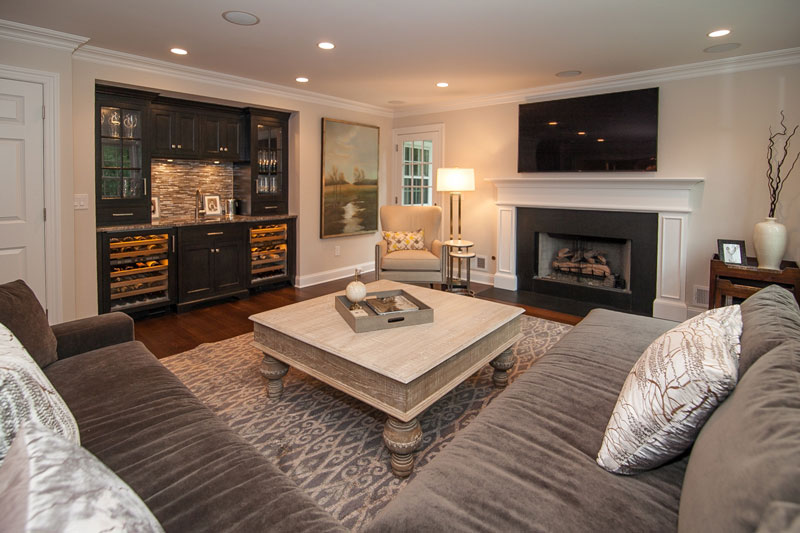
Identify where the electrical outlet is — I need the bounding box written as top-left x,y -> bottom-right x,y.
694,286 -> 709,306
334,246 -> 340,256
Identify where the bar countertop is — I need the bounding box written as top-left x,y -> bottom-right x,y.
96,213 -> 297,233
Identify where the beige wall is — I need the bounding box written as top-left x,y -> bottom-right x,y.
395,64 -> 800,310
0,38 -> 76,321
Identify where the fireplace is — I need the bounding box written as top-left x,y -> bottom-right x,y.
517,208 -> 658,316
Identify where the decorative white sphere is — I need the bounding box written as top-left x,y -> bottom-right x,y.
346,280 -> 367,304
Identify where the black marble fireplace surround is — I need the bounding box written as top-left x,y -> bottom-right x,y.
516,208 -> 658,316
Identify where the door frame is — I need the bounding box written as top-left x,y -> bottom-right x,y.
0,64 -> 62,323
391,123 -> 445,207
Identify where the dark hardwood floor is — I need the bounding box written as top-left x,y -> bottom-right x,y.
134,273 -> 581,359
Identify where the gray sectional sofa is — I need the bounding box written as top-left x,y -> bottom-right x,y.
2,279 -> 798,532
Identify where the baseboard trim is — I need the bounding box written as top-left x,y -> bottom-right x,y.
295,262 -> 375,288
653,298 -> 688,321
686,305 -> 708,318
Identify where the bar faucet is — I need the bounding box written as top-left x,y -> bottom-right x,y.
195,189 -> 205,220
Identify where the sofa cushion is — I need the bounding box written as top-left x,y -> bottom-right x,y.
383,229 -> 425,252
381,249 -> 440,271
44,341 -> 345,533
368,309 -> 684,533
0,422 -> 163,533
0,280 -> 57,368
597,305 -> 742,474
678,340 -> 800,533
0,322 -> 79,464
739,284 -> 800,379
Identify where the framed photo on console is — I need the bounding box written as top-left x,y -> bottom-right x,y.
718,239 -> 746,266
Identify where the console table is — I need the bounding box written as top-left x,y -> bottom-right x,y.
708,254 -> 800,309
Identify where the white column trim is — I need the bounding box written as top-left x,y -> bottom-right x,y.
494,206 -> 517,290
653,212 -> 689,321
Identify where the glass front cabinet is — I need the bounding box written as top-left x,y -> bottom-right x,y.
234,109 -> 290,215
95,86 -> 156,226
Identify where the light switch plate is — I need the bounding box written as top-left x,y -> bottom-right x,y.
74,194 -> 88,210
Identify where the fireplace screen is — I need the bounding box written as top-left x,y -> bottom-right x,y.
536,232 -> 631,292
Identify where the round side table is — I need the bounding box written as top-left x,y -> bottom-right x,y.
444,240 -> 475,296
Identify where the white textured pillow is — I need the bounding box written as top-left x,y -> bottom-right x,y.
0,422 -> 164,533
597,305 -> 742,475
0,322 -> 79,464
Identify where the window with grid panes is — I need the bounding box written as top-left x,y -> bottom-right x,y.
401,140 -> 433,206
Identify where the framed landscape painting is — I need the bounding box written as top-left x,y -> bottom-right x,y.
321,118 -> 379,238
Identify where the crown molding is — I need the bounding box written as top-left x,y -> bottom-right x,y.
394,47 -> 800,118
0,19 -> 87,51
73,45 -> 394,117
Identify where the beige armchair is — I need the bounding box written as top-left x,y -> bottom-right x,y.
375,205 -> 446,285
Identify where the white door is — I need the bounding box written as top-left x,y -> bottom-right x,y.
0,78 -> 46,307
392,125 -> 443,206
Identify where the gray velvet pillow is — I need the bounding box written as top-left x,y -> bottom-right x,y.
678,340 -> 800,533
0,280 -> 57,368
739,285 -> 800,379
0,422 -> 164,533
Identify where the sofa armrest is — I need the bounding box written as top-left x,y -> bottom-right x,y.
51,312 -> 135,360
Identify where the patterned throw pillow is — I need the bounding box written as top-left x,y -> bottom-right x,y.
597,305 -> 742,475
0,422 -> 164,533
383,229 -> 425,252
0,322 -> 79,464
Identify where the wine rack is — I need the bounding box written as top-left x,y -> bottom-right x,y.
98,230 -> 175,314
249,224 -> 288,285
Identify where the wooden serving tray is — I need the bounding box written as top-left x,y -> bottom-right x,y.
334,289 -> 433,333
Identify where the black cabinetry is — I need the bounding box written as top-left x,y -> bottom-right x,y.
200,113 -> 242,160
95,86 -> 156,226
234,109 -> 290,215
150,104 -> 199,158
97,229 -> 176,314
177,224 -> 247,309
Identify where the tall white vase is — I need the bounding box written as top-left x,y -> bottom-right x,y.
753,217 -> 787,270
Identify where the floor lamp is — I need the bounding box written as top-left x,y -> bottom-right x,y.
436,168 -> 475,242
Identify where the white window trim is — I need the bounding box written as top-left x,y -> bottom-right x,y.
391,123 -> 445,207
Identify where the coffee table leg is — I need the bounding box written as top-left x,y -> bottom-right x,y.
260,354 -> 289,399
383,417 -> 422,478
490,348 -> 516,388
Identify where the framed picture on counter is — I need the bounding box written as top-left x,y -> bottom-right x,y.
718,239 -> 746,266
151,197 -> 160,220
204,195 -> 222,216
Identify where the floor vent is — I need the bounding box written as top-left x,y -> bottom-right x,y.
474,255 -> 487,271
694,286 -> 709,306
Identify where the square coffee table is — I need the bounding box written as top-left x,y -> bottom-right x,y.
250,279 -> 523,477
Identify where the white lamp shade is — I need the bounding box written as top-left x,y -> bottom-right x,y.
436,168 -> 475,192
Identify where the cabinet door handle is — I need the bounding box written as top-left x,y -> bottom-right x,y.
172,235 -> 175,253
207,231 -> 223,236
112,212 -> 134,217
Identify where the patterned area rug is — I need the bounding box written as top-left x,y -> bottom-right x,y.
162,315 -> 571,530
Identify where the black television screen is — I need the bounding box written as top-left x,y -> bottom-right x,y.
518,87 -> 658,172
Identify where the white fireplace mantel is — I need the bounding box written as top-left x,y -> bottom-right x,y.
489,176 -> 705,321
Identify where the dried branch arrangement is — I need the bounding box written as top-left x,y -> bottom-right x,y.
766,110 -> 800,217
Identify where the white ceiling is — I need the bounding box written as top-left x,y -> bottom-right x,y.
1,0 -> 799,111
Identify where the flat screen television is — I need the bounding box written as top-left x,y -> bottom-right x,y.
518,87 -> 658,172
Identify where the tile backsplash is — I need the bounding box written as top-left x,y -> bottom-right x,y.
151,159 -> 234,219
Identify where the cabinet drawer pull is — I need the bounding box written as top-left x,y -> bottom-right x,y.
187,288 -> 209,294
207,231 -> 224,236
112,212 -> 134,217
263,206 -> 278,210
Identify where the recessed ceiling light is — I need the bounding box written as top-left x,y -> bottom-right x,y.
704,42 -> 741,53
436,82 -> 449,88
577,131 -> 586,135
295,77 -> 309,83
556,70 -> 582,78
170,47 -> 188,55
318,42 -> 335,50
222,11 -> 260,25
708,29 -> 731,38
548,121 -> 558,126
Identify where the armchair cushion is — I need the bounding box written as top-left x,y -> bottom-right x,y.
381,250 -> 442,271
382,229 -> 425,252
0,280 -> 57,368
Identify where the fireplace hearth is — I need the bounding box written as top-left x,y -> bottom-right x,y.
517,208 -> 657,316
